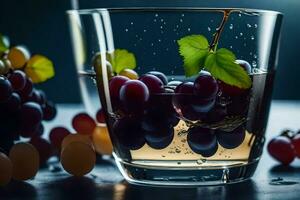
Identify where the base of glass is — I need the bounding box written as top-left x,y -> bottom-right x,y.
113,154 -> 259,187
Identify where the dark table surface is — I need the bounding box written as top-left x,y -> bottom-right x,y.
1,100 -> 300,200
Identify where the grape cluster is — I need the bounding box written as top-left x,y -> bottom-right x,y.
268,129 -> 300,165
107,60 -> 251,156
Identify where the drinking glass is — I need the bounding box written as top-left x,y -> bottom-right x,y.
67,8 -> 283,186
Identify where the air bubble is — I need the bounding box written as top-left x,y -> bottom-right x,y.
238,13 -> 242,17
250,52 -> 253,55
235,36 -> 238,39
247,24 -> 252,28
153,19 -> 157,22
160,19 -> 164,22
252,61 -> 257,67
143,29 -> 147,32
229,24 -> 233,30
150,43 -> 154,46
208,27 -> 211,31
125,28 -> 128,32
139,38 -> 143,41
253,54 -> 257,59
130,22 -> 134,25
135,34 -> 139,38
155,14 -> 159,17
166,48 -> 169,51
229,45 -> 233,49
180,19 -> 183,23
181,14 -> 185,17
160,26 -> 163,29
187,28 -> 191,32
163,22 -> 166,25
254,24 -> 258,28
210,19 -> 214,23
176,25 -> 179,28
153,52 -> 156,56
251,35 -> 255,40
239,32 -> 243,36
243,43 -> 247,47
158,39 -> 161,42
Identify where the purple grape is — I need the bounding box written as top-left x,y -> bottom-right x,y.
194,72 -> 218,99
0,76 -> 12,102
109,75 -> 129,100
139,74 -> 165,94
202,105 -> 227,123
119,80 -> 149,113
145,126 -> 174,149
7,70 -> 26,91
175,82 -> 194,94
187,127 -> 218,157
0,92 -> 21,113
27,89 -> 46,105
96,108 -> 105,123
42,101 -> 57,121
147,71 -> 168,85
216,126 -> 246,149
173,82 -> 194,109
236,59 -> 251,73
17,78 -> 33,101
19,102 -> 43,134
113,117 -> 145,150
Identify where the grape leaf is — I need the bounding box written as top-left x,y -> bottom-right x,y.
109,49 -> 136,73
0,34 -> 9,54
177,35 -> 209,77
204,48 -> 251,89
25,55 -> 55,83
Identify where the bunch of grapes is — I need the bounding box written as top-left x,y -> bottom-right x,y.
268,129 -> 300,165
0,35 -> 56,154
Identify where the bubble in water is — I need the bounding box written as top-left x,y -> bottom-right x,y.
253,54 -> 258,59
130,22 -> 134,25
150,43 -> 154,46
238,13 -> 242,17
180,19 -> 183,23
139,38 -> 143,41
229,24 -> 234,30
181,14 -> 185,17
153,52 -> 156,56
247,24 -> 252,28
166,48 -> 169,51
155,13 -> 159,17
210,19 -> 214,23
235,35 -> 238,39
239,32 -> 244,36
153,19 -> 157,22
173,39 -> 176,43
251,35 -> 255,40
160,18 -> 164,22
250,52 -> 253,55
125,28 -> 128,32
160,26 -> 163,29
208,27 -> 211,31
252,61 -> 257,67
158,39 -> 161,42
187,28 -> 191,32
135,34 -> 139,38
143,29 -> 147,32
163,22 -> 166,25
243,43 -> 247,47
229,45 -> 233,49
176,24 -> 179,28
254,24 -> 258,28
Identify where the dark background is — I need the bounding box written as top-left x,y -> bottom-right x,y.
0,0 -> 299,103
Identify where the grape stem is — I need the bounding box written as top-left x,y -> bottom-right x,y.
209,10 -> 231,51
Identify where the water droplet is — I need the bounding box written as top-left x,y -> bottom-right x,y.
251,35 -> 255,40
254,24 -> 258,28
229,45 -> 233,49
130,22 -> 134,25
208,27 -> 211,31
153,19 -> 157,22
163,22 -> 166,25
179,19 -> 183,23
176,25 -> 179,28
187,28 -> 191,32
125,28 -> 128,32
229,24 -> 233,30
181,14 -> 185,17
160,18 -> 164,22
235,35 -> 238,39
160,26 -> 163,29
252,61 -> 257,67
239,32 -> 243,36
143,29 -> 147,32
153,52 -> 156,55
247,23 -> 252,28
155,13 -> 159,17
253,54 -> 257,59
238,13 -> 242,17
150,43 -> 154,46
158,39 -> 161,42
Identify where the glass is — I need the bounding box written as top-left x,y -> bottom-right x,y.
67,8 -> 283,186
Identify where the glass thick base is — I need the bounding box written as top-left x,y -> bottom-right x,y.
113,154 -> 259,187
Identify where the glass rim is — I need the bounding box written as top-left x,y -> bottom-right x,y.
66,7 -> 283,16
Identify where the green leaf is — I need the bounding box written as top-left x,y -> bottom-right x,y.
109,49 -> 136,73
0,34 -> 9,54
25,55 -> 55,83
177,35 -> 209,77
204,48 -> 251,89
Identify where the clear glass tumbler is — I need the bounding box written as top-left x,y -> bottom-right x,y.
67,8 -> 283,186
